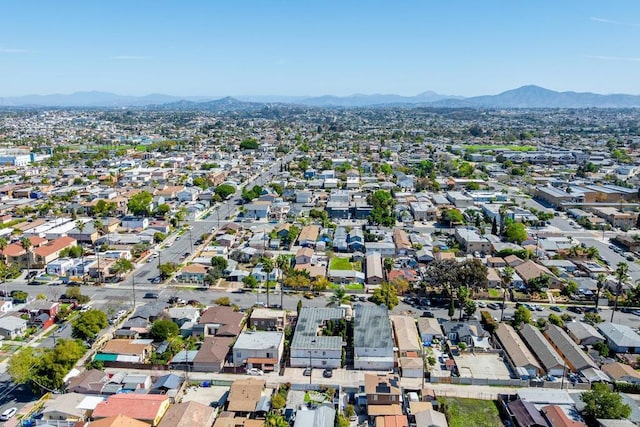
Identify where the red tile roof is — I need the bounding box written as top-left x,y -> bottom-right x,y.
92,394 -> 169,422
33,236 -> 77,257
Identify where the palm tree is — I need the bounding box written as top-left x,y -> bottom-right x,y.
612,262 -> 629,322
261,257 -> 274,308
93,219 -> 104,285
0,237 -> 8,297
585,246 -> 599,260
75,220 -> 87,285
595,273 -> 606,309
500,266 -> 514,321
327,287 -> 350,307
276,254 -> 290,308
20,237 -> 32,279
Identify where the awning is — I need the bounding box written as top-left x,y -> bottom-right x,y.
247,357 -> 278,364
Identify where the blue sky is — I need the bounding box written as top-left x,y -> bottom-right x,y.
1,1 -> 640,97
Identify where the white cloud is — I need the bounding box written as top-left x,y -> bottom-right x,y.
590,17 -> 639,27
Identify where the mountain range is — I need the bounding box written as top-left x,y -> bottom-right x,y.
1,85 -> 640,108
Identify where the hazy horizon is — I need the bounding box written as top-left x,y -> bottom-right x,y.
2,1 -> 640,97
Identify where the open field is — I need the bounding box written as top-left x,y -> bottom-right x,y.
437,397 -> 502,427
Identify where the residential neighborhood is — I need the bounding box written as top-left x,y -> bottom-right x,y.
0,106 -> 640,426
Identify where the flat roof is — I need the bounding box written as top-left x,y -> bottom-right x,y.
291,307 -> 344,351
354,305 -> 394,350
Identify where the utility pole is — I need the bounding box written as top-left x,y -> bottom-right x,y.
132,270 -> 136,308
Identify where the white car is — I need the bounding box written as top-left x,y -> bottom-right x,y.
246,368 -> 264,376
0,407 -> 17,421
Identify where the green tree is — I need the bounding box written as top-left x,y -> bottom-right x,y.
271,393 -> 286,410
158,262 -> 178,279
583,312 -> 604,326
239,138 -> 259,150
72,309 -> 108,342
463,299 -> 477,319
367,190 -> 396,227
7,347 -> 37,385
149,320 -> 179,341
111,258 -> 134,278
214,184 -> 236,200
371,282 -> 399,310
548,313 -> 564,327
214,296 -> 231,306
595,273 -> 607,309
242,275 -> 258,289
327,288 -> 350,306
65,286 -> 90,304
441,208 -> 464,226
127,191 -> 153,216
505,222 -> 527,244
513,305 -> 532,328
581,383 -> 631,421
153,232 -> 166,243
155,203 -> 171,217
562,280 -> 578,297
593,341 -> 610,357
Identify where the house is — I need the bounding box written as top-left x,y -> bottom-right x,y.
390,316 -> 421,357
366,252 -> 384,285
506,399 -> 547,427
32,236 -> 77,268
565,322 -> 605,346
541,405 -> 587,427
227,378 -> 265,416
97,339 -> 154,364
543,325 -> 597,372
414,409 -> 448,427
121,216 -> 149,230
90,414 -> 150,427
298,225 -> 320,247
295,247 -> 314,265
393,229 -> 412,255
441,321 -> 488,348
192,336 -> 234,372
493,323 -> 542,378
178,263 -> 208,283
293,404 -> 336,427
601,362 -> 640,384
149,373 -> 183,395
416,317 -> 443,344
0,315 -> 27,339
249,308 -> 286,331
157,401 -> 215,427
515,260 -> 561,289
92,394 -> 171,426
597,323 -> 640,354
364,373 -> 403,416
233,331 -> 285,372
354,305 -> 394,370
193,306 -> 245,338
66,369 -> 109,394
290,307 -> 344,368
454,227 -> 491,255
167,307 -> 201,327
251,263 -> 280,282
41,392 -> 96,422
519,324 -> 565,377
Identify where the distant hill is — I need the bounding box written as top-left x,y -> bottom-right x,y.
432,85 -> 640,108
1,86 -> 640,108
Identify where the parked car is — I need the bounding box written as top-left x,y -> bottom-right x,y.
421,311 -> 435,318
144,292 -> 159,299
550,306 -> 562,312
323,368 -> 333,378
1,407 -> 17,421
303,367 -> 312,376
246,368 -> 263,376
487,303 -> 500,310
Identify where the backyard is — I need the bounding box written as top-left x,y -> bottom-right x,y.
437,397 -> 502,427
329,257 -> 360,271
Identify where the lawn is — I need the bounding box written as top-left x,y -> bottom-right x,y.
330,283 -> 364,291
464,144 -> 536,153
488,289 -> 503,298
438,397 -> 502,427
330,257 -> 353,270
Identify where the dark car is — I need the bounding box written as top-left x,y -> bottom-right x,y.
322,368 -> 333,378
303,368 -> 312,376
144,292 -> 159,299
567,306 -> 584,314
421,311 -> 435,318
26,271 -> 38,279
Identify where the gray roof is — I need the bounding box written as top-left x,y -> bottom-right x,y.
519,324 -> 564,372
544,325 -> 597,371
598,323 -> 640,348
354,305 -> 394,349
294,404 -> 335,427
566,322 -> 605,343
0,315 -> 27,330
234,331 -> 283,350
291,307 -> 344,351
